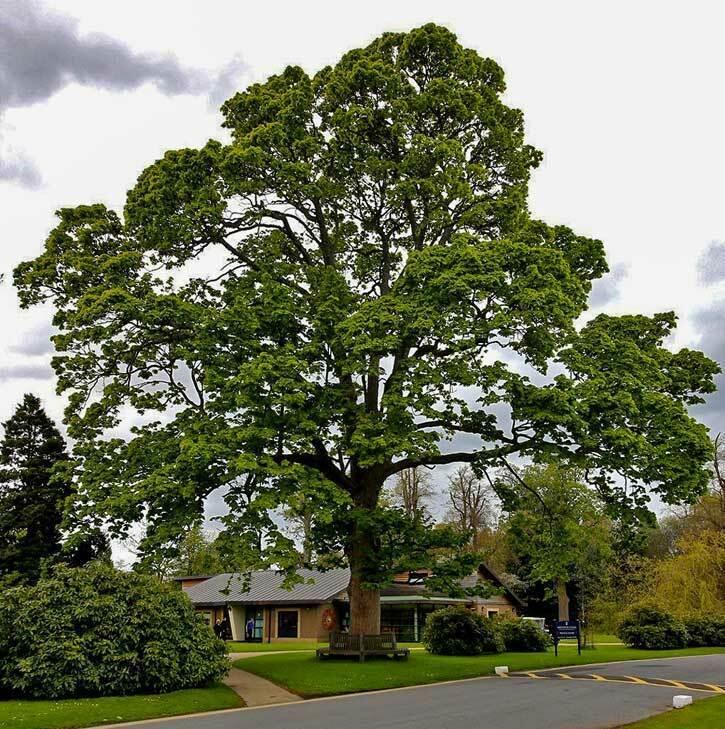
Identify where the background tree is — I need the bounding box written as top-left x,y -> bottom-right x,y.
445,464 -> 494,548
0,394 -> 72,583
58,527 -> 112,569
498,464 -> 612,621
390,467 -> 435,523
647,530 -> 725,616
14,25 -> 718,633
284,493 -> 316,564
700,432 -> 725,532
591,484 -> 725,630
167,524 -> 225,577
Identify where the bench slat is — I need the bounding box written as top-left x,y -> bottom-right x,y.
317,632 -> 409,661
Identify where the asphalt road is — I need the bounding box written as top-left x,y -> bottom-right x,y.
102,655 -> 725,729
559,654 -> 724,684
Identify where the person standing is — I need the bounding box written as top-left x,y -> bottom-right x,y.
246,616 -> 255,641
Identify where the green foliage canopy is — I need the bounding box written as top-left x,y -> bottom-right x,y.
499,464 -> 613,588
13,25 -> 718,620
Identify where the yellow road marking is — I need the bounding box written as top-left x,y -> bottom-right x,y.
660,679 -> 690,689
517,671 -> 724,694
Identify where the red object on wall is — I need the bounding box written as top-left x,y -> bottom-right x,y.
321,608 -> 336,631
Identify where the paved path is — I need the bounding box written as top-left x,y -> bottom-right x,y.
99,655 -> 724,729
224,651 -> 308,706
222,663 -> 299,707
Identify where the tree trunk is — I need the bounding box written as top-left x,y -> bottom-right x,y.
348,568 -> 381,635
346,481 -> 382,635
556,579 -> 570,622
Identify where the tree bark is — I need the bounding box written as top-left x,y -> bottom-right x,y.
348,568 -> 381,635
556,579 -> 570,622
346,477 -> 382,635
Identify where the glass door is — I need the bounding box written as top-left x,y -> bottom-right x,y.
245,607 -> 264,641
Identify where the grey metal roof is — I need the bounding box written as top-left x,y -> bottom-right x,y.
184,563 -> 523,608
184,568 -> 351,606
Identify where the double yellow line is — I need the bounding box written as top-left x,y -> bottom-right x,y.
508,671 -> 725,694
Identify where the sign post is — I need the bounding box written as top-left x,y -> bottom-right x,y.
552,620 -> 581,656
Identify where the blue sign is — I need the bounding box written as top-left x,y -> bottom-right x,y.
556,620 -> 580,638
553,620 -> 581,655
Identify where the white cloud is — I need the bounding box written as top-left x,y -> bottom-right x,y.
0,362 -> 53,382
0,0 -> 248,187
589,262 -> 629,308
696,241 -> 725,286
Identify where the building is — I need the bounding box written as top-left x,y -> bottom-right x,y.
179,564 -> 523,643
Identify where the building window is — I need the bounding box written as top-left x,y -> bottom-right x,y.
277,610 -> 299,638
487,609 -> 499,618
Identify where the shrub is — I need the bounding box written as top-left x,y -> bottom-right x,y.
422,607 -> 504,655
683,615 -> 725,647
617,605 -> 689,649
0,563 -> 229,699
493,615 -> 551,652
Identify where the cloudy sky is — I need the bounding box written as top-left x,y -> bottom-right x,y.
1,1 -> 724,541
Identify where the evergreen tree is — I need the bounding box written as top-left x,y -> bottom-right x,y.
59,527 -> 112,569
0,394 -> 72,582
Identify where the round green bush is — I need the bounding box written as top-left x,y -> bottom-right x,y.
683,616 -> 725,647
494,616 -> 551,652
617,606 -> 689,650
0,563 -> 229,699
422,607 -> 504,655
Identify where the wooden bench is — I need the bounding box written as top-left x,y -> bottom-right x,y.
316,631 -> 410,661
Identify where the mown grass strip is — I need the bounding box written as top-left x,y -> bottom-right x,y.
0,683 -> 242,729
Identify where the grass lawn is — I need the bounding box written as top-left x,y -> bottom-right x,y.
0,683 -> 242,729
571,633 -> 622,644
590,633 -> 622,643
617,695 -> 725,728
237,645 -> 725,698
557,633 -> 623,646
227,640 -> 320,652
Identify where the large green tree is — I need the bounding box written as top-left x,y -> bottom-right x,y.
498,464 -> 612,621
0,394 -> 72,582
14,25 -> 718,633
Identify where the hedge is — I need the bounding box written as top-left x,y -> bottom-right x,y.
493,615 -> 551,652
683,615 -> 725,647
422,607 -> 504,655
617,606 -> 689,649
0,563 -> 229,699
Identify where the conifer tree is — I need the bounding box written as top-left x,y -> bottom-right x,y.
0,394 -> 71,582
